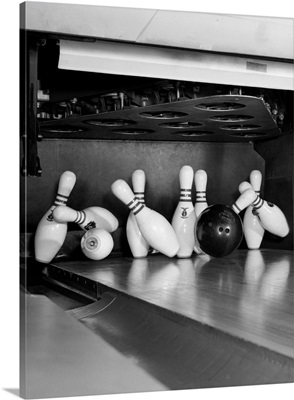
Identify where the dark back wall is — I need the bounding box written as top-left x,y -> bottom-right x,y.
20,138 -> 292,251
254,132 -> 293,250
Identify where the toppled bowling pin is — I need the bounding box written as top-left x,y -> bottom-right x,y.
34,171 -> 76,263
172,165 -> 196,258
81,228 -> 114,260
111,179 -> 180,258
239,181 -> 289,238
231,188 -> 257,215
126,170 -> 150,258
52,205 -> 118,233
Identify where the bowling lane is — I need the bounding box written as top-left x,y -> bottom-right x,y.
20,292 -> 167,398
48,249 -> 294,359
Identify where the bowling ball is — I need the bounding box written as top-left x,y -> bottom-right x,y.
195,204 -> 243,258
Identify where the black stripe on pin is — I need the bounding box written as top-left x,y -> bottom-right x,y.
232,202 -> 242,213
56,193 -> 69,200
135,193 -> 145,201
53,200 -> 67,206
75,211 -> 86,225
252,196 -> 264,210
127,198 -> 137,209
133,203 -> 144,215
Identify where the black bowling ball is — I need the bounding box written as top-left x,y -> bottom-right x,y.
195,204 -> 243,258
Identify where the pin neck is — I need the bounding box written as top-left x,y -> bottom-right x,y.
74,210 -> 86,225
180,188 -> 192,201
53,192 -> 69,207
252,195 -> 264,210
134,192 -> 145,204
196,190 -> 207,203
54,193 -> 68,206
231,202 -> 241,214
127,197 -> 145,215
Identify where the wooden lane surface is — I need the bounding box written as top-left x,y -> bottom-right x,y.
50,249 -> 294,359
20,292 -> 167,399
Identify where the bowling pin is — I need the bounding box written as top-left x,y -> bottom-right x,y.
53,205 -> 118,232
194,169 -> 208,217
111,179 -> 180,258
126,170 -> 150,258
194,169 -> 209,254
81,228 -> 114,260
231,188 -> 257,215
239,181 -> 289,238
241,171 -> 265,249
172,165 -> 196,258
34,171 -> 76,263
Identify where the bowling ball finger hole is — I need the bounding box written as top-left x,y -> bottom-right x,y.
218,227 -> 230,234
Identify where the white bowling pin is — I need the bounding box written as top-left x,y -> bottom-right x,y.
81,228 -> 114,260
241,171 -> 265,249
231,188 -> 257,215
34,171 -> 76,263
172,165 -> 196,258
53,205 -> 118,232
194,169 -> 208,217
194,169 -> 208,254
111,179 -> 180,258
126,170 -> 150,258
239,181 -> 289,238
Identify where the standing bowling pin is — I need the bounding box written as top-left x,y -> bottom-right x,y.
111,179 -> 180,258
53,205 -> 118,232
34,171 -> 76,263
172,165 -> 196,258
242,170 -> 265,249
126,170 -> 150,258
194,169 -> 208,217
194,169 -> 208,254
81,228 -> 114,260
239,181 -> 289,238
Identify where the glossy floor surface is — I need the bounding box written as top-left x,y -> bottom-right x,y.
22,249 -> 294,397
52,249 -> 294,358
